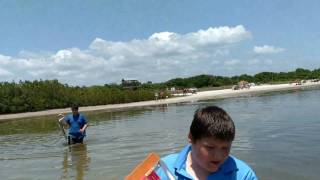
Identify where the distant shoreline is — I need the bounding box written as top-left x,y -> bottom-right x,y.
1,82 -> 319,121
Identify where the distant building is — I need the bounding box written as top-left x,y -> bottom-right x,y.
238,80 -> 250,89
121,79 -> 141,89
232,80 -> 250,90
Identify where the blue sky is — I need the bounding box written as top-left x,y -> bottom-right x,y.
0,0 -> 319,85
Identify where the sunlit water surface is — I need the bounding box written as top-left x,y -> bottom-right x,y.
1,87 -> 320,180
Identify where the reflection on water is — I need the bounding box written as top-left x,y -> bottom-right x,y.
61,144 -> 91,180
0,108 -> 155,136
156,103 -> 168,113
0,88 -> 320,180
0,116 -> 58,135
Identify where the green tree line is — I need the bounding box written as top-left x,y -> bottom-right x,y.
165,68 -> 320,88
1,68 -> 320,114
0,80 -> 156,114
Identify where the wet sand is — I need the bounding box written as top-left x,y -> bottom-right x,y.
1,82 -> 319,121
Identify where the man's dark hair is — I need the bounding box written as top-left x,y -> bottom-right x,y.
71,104 -> 79,111
190,106 -> 235,142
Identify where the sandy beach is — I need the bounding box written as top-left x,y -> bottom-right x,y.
1,82 -> 319,121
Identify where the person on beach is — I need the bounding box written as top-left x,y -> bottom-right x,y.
157,106 -> 257,180
60,104 -> 88,145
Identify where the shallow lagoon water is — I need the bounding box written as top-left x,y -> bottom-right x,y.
1,87 -> 320,180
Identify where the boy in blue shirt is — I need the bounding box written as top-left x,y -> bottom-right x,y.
62,104 -> 88,145
157,106 -> 257,180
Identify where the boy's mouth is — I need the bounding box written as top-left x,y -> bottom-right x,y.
210,161 -> 220,166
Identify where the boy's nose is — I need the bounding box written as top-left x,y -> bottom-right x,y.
210,149 -> 225,161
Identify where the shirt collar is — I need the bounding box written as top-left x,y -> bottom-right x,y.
174,144 -> 191,170
173,144 -> 192,179
219,156 -> 238,174
173,144 -> 238,175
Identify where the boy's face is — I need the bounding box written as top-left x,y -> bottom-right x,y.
72,108 -> 79,116
188,134 -> 232,173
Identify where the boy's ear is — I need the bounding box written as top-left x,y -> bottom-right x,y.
188,132 -> 193,143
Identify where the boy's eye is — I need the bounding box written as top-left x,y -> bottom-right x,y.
222,147 -> 228,151
205,145 -> 215,150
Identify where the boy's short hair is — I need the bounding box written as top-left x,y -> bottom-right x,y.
71,104 -> 79,111
190,106 -> 235,142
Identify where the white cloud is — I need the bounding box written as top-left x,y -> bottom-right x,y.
90,25 -> 250,57
253,45 -> 285,54
0,25 -> 251,85
224,59 -> 240,66
0,68 -> 13,76
210,60 -> 220,65
0,54 -> 11,65
191,25 -> 251,45
247,59 -> 260,65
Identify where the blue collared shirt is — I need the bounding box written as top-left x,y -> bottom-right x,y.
65,113 -> 87,138
157,145 -> 257,180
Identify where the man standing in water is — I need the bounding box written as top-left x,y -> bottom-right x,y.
157,106 -> 257,180
60,104 -> 88,145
